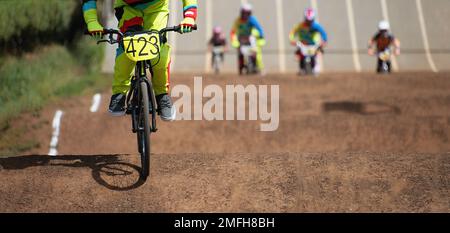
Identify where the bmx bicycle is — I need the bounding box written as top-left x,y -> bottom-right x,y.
376,48 -> 392,74
238,36 -> 258,75
296,41 -> 321,75
91,25 -> 196,180
212,46 -> 225,74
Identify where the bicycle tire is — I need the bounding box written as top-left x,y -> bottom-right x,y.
138,81 -> 151,180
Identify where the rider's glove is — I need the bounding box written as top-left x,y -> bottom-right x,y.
257,38 -> 266,47
180,7 -> 197,34
231,40 -> 240,48
87,21 -> 104,40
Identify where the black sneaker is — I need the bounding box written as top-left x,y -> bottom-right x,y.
156,94 -> 176,121
108,93 -> 126,116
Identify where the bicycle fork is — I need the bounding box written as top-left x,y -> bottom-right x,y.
130,61 -> 158,134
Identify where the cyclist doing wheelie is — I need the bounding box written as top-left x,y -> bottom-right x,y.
368,20 -> 401,73
82,0 -> 197,120
289,8 -> 328,75
230,3 -> 266,75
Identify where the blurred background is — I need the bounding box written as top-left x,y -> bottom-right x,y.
99,0 -> 450,73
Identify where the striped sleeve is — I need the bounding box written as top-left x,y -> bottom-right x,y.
182,0 -> 198,11
230,18 -> 239,41
182,0 -> 198,20
289,24 -> 300,42
82,0 -> 99,24
312,22 -> 328,42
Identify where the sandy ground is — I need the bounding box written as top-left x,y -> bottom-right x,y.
0,72 -> 449,212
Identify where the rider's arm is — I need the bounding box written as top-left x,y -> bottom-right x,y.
367,34 -> 377,55
312,22 -> 328,44
289,24 -> 300,45
180,0 -> 198,33
248,16 -> 265,39
82,0 -> 103,35
230,19 -> 240,47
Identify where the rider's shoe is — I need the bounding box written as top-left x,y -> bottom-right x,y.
108,93 -> 126,117
156,93 -> 176,121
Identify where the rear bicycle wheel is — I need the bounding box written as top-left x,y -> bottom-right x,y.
305,59 -> 313,75
137,81 -> 151,180
214,55 -> 220,74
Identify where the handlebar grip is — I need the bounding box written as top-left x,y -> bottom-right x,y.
171,25 -> 198,33
84,29 -> 119,35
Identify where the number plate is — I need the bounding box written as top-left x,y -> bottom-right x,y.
123,33 -> 160,62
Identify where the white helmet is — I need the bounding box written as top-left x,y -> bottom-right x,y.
241,3 -> 252,13
378,20 -> 390,30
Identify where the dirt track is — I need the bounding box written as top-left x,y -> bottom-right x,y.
1,72 -> 450,212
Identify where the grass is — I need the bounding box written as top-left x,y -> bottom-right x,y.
0,37 -> 109,156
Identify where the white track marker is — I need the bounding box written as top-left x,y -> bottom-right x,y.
310,0 -> 324,72
101,0 -> 117,74
204,0 -> 212,73
276,0 -> 286,73
90,93 -> 102,113
169,0 -> 178,70
380,0 -> 399,71
48,110 -> 64,156
345,0 -> 361,72
416,0 -> 438,72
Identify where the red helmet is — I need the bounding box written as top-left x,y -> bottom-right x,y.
304,8 -> 316,22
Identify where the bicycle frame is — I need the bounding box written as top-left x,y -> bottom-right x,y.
127,61 -> 157,134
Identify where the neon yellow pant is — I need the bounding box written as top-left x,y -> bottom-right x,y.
113,5 -> 171,96
255,45 -> 264,70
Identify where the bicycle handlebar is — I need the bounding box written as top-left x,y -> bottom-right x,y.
85,25 -> 197,45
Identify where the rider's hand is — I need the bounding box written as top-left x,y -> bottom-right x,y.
180,7 -> 197,34
368,48 -> 374,56
290,40 -> 297,46
232,40 -> 240,48
257,38 -> 266,47
87,21 -> 104,39
394,48 -> 401,56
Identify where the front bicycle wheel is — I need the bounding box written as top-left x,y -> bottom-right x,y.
137,81 -> 151,180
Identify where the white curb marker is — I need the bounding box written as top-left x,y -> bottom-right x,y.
310,0 -> 324,72
204,0 -> 212,73
415,0 -> 438,72
90,93 -> 102,113
169,0 -> 178,70
380,0 -> 399,71
276,0 -> 286,73
345,0 -> 361,72
48,110 -> 64,156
